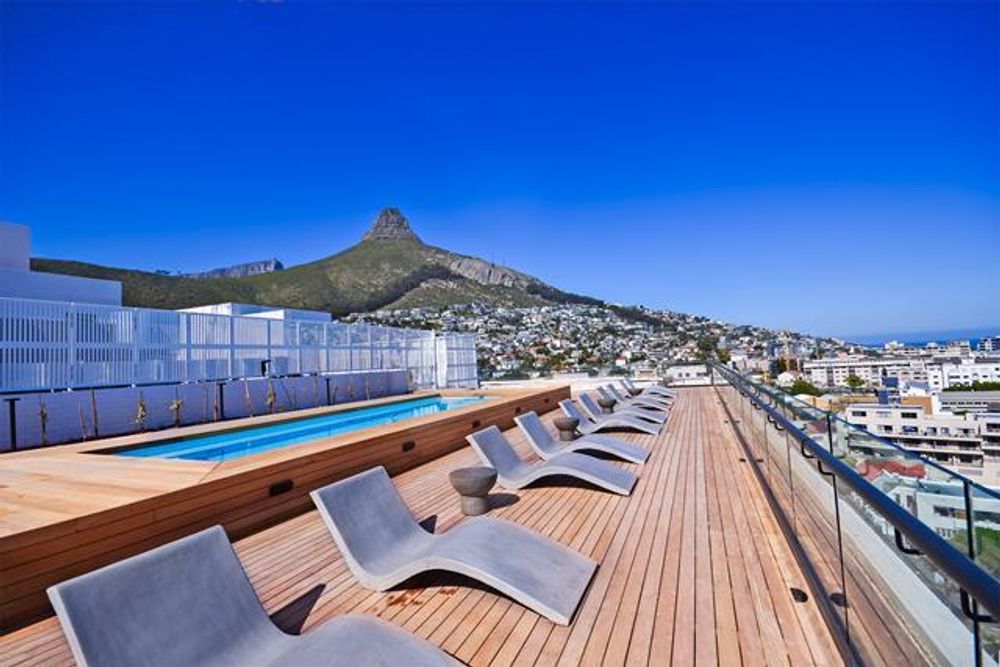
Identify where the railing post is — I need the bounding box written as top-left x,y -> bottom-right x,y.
962,479 -> 984,666
5,397 -> 19,452
825,412 -> 851,648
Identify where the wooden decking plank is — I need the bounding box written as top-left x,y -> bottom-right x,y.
648,403 -> 694,664
554,404 -> 679,666
623,400 -> 690,666
701,397 -> 742,666
578,413 -> 677,665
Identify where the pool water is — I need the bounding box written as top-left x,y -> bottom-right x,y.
113,396 -> 487,462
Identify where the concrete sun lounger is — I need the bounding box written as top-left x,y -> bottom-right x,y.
514,411 -> 649,464
580,392 -> 667,426
600,384 -> 671,413
47,525 -> 456,667
560,398 -> 661,436
467,425 -> 637,496
607,384 -> 671,410
623,378 -> 676,399
311,466 -> 597,625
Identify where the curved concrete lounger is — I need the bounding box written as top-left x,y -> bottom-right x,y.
609,384 -> 671,409
600,385 -> 671,412
623,378 -> 676,399
47,525 -> 455,667
467,426 -> 637,496
514,411 -> 649,464
560,399 -> 661,436
311,466 -> 597,626
580,392 -> 667,425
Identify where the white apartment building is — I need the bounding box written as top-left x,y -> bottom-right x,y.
877,474 -> 1000,540
845,403 -> 1000,469
806,354 -> 1000,391
803,356 -> 928,388
926,358 -> 1000,390
663,363 -> 711,386
978,336 -> 1000,353
939,391 -> 1000,414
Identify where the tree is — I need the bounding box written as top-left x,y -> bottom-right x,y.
717,348 -> 731,364
696,336 -> 717,354
789,379 -> 822,396
845,374 -> 864,391
943,381 -> 1000,392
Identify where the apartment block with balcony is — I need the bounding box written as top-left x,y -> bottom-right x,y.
845,403 -> 989,468
928,358 -> 1000,391
803,356 -> 929,388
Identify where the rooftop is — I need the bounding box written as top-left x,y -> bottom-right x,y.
1,389 -> 841,665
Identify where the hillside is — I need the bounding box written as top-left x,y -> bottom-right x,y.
31,209 -> 600,317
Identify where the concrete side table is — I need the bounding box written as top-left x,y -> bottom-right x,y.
553,416 -> 579,441
597,396 -> 617,415
449,466 -> 497,516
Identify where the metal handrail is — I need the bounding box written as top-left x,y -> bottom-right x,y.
712,363 -> 1000,621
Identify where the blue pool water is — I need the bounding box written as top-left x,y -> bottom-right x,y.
114,396 -> 487,462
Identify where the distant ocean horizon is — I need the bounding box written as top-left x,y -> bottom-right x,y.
841,326 -> 1000,347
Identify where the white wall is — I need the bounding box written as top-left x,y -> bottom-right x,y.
0,268 -> 123,305
0,221 -> 122,305
0,370 -> 410,450
0,221 -> 30,270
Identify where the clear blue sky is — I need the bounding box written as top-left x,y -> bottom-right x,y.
1,2 -> 997,338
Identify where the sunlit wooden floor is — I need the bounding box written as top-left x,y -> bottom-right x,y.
0,388 -> 842,666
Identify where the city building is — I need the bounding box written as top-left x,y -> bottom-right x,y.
803,356 -> 929,388
927,358 -> 1000,390
877,473 -> 1000,540
939,390 -> 1000,414
844,402 -> 999,470
662,362 -> 712,386
978,335 -> 1000,353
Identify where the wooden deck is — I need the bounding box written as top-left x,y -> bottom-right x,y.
0,388 -> 842,666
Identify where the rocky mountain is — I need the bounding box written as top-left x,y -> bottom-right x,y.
361,207 -> 422,242
32,209 -> 601,317
184,259 -> 284,279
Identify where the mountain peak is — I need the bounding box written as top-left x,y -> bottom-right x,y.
362,208 -> 422,243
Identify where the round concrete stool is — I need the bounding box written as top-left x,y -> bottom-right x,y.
597,396 -> 617,415
449,466 -> 497,516
553,416 -> 580,441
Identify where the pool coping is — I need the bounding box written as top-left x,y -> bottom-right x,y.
92,392 -> 488,459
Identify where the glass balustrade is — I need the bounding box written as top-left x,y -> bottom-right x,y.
711,364 -> 1000,667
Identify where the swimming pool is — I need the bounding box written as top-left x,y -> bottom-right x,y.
113,396 -> 488,462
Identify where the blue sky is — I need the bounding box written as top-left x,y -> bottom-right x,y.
1,2 -> 997,338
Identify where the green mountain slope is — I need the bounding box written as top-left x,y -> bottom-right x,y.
30,209 -> 599,316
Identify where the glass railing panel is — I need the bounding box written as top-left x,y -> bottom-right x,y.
783,426 -> 851,650
712,364 -> 998,666
832,464 -> 977,665
970,484 -> 1000,661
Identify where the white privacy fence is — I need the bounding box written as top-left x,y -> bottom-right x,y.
0,297 -> 478,392
436,332 -> 479,389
